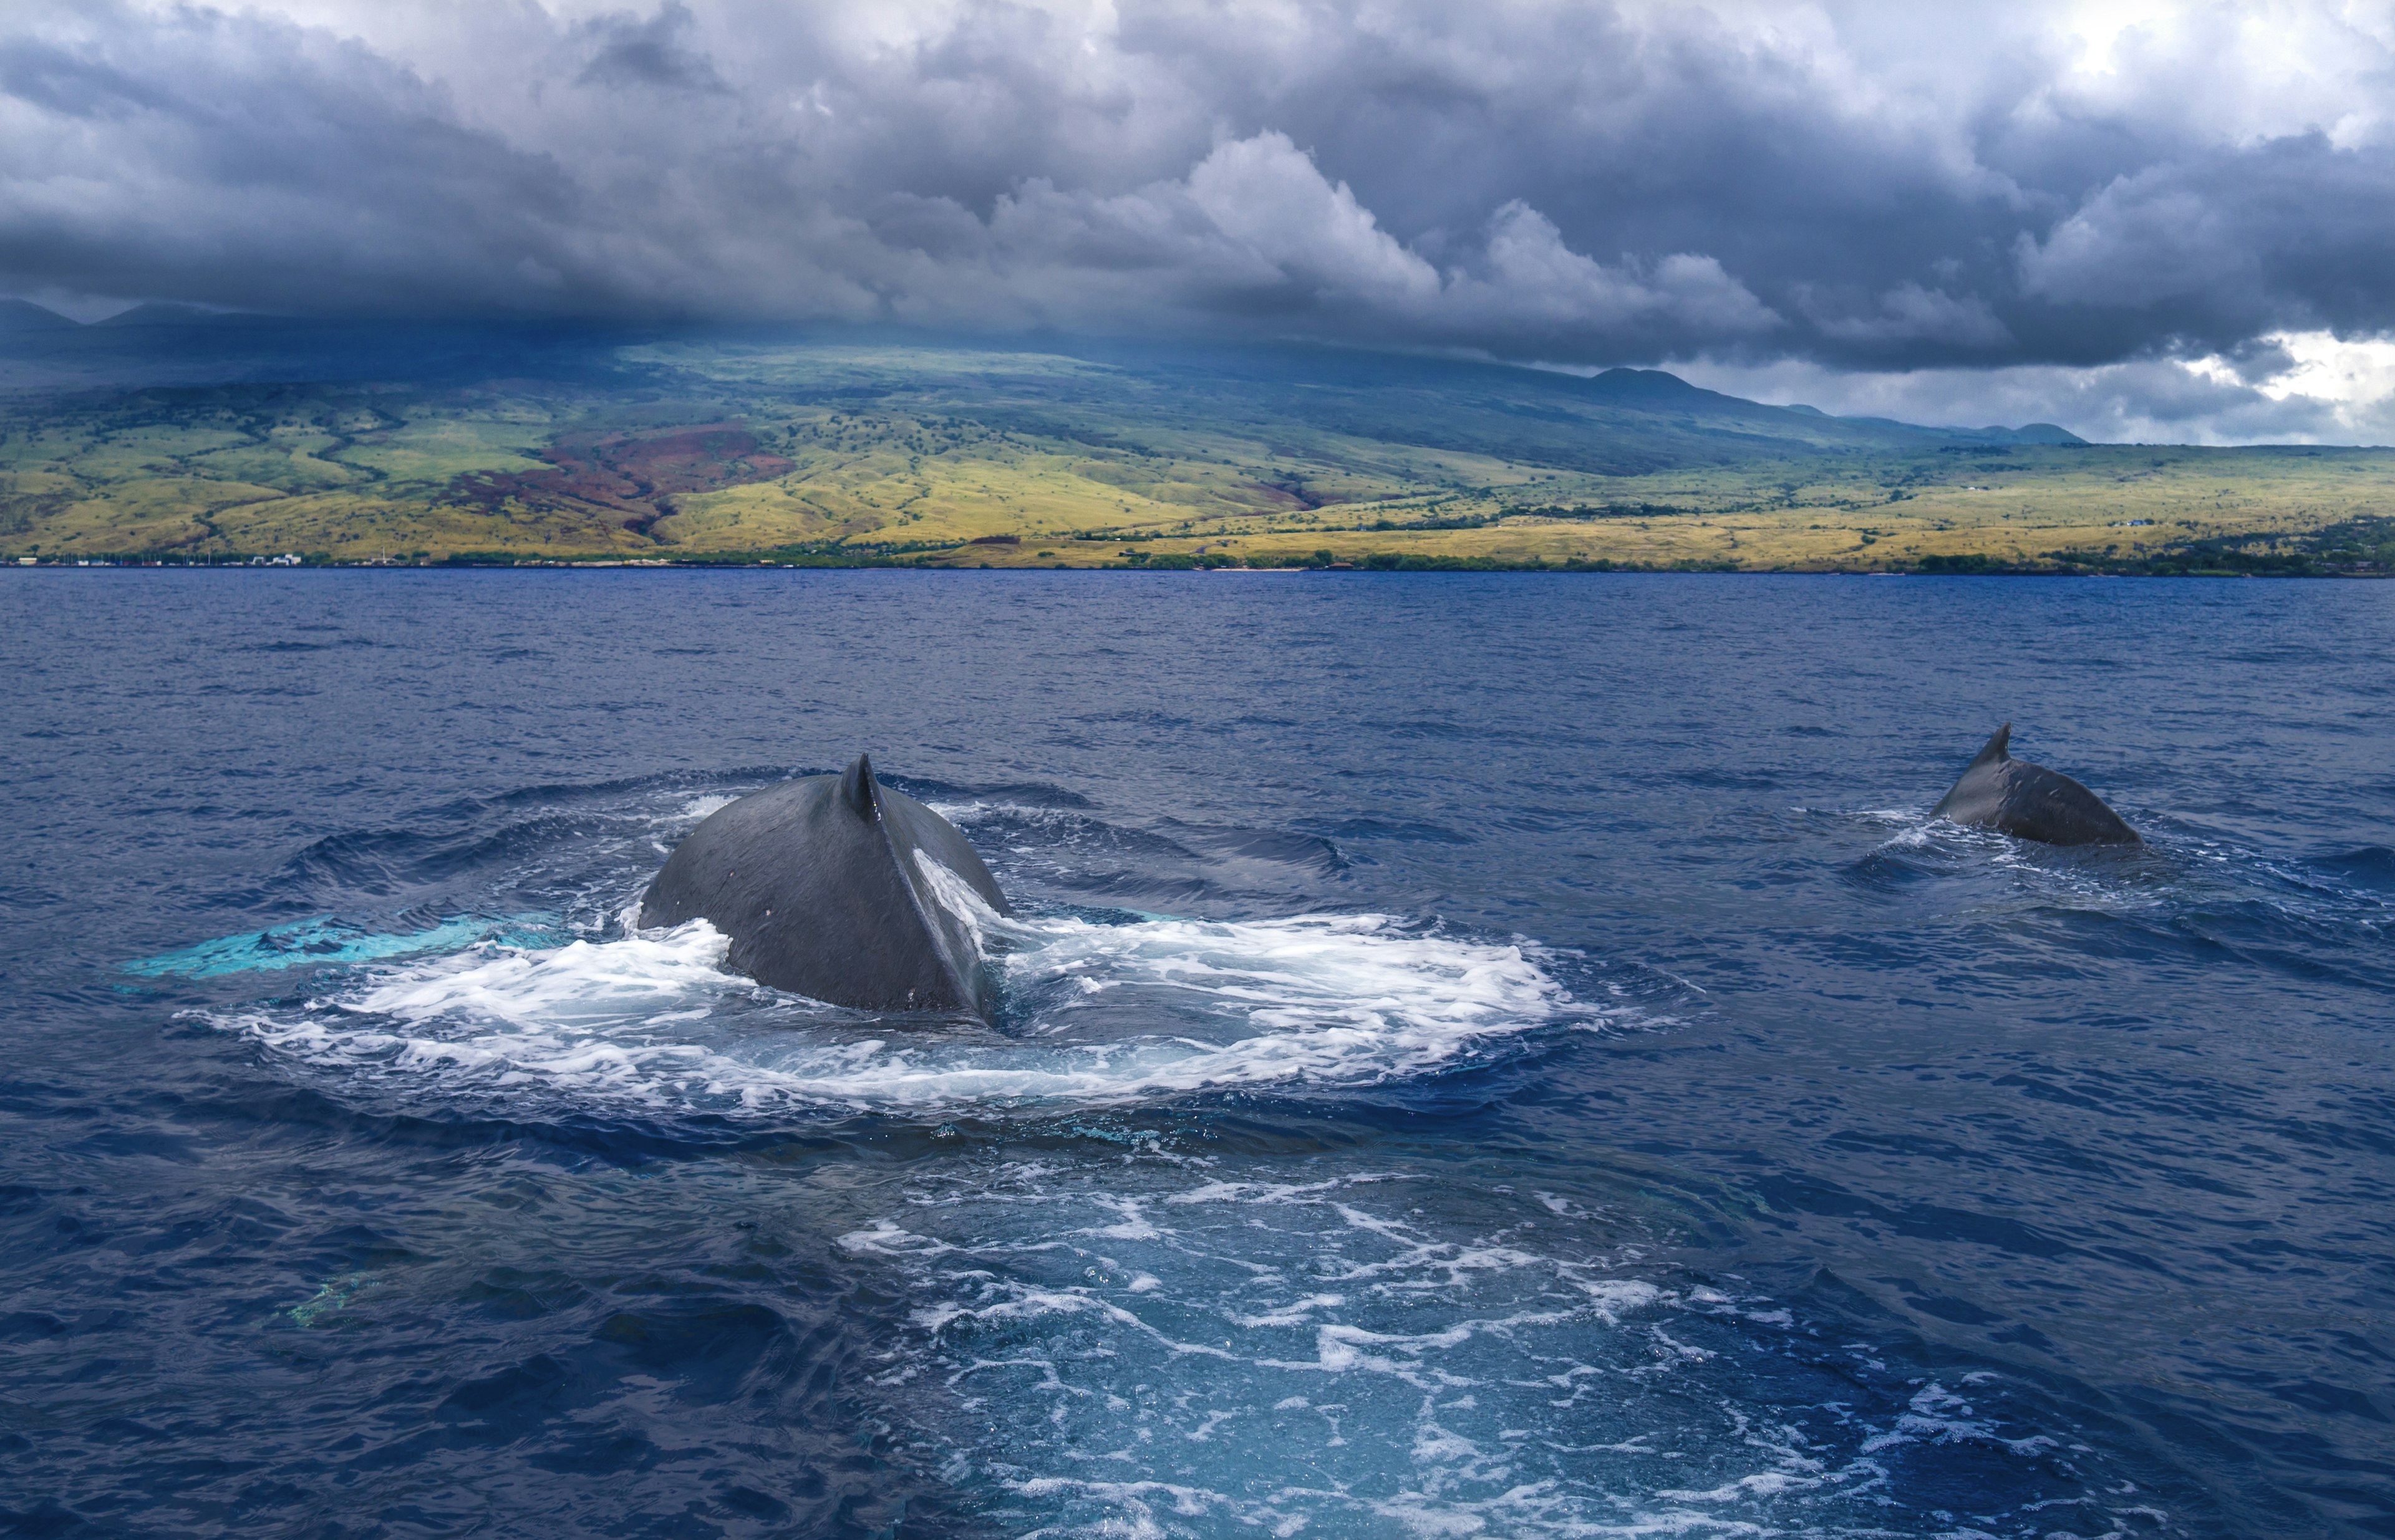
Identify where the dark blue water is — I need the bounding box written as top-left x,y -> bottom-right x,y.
3,571 -> 2390,1539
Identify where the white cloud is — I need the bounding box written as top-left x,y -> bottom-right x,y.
7,0 -> 2395,437
2179,329 -> 2395,437
1668,336 -> 2395,447
1448,203 -> 1781,339
879,132 -> 1779,347
1182,132 -> 1439,308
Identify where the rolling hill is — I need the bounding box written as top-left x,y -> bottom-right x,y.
1,314 -> 2386,574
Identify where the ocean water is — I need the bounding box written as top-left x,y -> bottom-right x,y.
2,570 -> 2389,1539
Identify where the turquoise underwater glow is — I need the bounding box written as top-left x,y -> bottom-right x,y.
6,569 -> 2389,1537
127,914 -> 566,979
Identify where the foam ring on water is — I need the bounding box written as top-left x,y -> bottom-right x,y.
196,908 -> 1608,1118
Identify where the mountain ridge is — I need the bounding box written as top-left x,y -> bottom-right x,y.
0,307 -> 2089,447
0,327 -> 2382,571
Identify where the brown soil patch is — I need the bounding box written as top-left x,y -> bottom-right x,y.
1237,482 -> 1348,511
445,424 -> 793,534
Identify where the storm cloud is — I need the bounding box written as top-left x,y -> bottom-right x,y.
3,1 -> 2393,437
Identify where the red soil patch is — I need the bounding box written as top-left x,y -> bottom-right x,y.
445,424 -> 795,533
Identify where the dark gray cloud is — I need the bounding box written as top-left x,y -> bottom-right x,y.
2,1 -> 2392,436
576,3 -> 727,92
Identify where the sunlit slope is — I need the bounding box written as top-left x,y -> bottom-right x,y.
2,329 -> 2391,570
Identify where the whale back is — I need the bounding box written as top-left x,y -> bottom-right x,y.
1931,724 -> 2139,846
638,757 -> 1010,1016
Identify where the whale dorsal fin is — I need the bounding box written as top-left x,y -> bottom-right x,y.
840,753 -> 881,821
1969,724 -> 2012,768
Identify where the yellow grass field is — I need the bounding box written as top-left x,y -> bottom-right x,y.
5,340 -> 2391,573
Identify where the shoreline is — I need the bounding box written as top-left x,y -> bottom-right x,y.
6,558 -> 2384,579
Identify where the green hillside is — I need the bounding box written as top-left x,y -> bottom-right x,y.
2,317 -> 2389,574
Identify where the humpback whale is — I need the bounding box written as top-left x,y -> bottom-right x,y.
639,756 -> 1011,1017
1930,725 -> 2139,846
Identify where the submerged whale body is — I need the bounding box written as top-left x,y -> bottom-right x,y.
639,756 -> 1010,1017
1930,724 -> 2139,846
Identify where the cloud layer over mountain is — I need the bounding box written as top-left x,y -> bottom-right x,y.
4,1 -> 2393,439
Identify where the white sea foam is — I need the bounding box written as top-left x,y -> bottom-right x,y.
201,908 -> 1587,1116
352,926 -> 740,1027
831,1163 -> 2102,1539
187,893 -> 2122,1535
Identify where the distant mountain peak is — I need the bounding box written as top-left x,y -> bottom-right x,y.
1810,409 -> 2088,447
1516,359 -> 2093,445
1583,367 -> 1712,401
94,302 -> 245,328
0,298 -> 79,333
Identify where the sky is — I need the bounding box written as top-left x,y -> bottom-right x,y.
3,0 -> 2394,443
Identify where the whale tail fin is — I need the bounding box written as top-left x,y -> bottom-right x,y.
1968,724 -> 2012,768
841,753 -> 882,821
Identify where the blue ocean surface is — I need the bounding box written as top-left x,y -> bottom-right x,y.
2,569 -> 2389,1538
